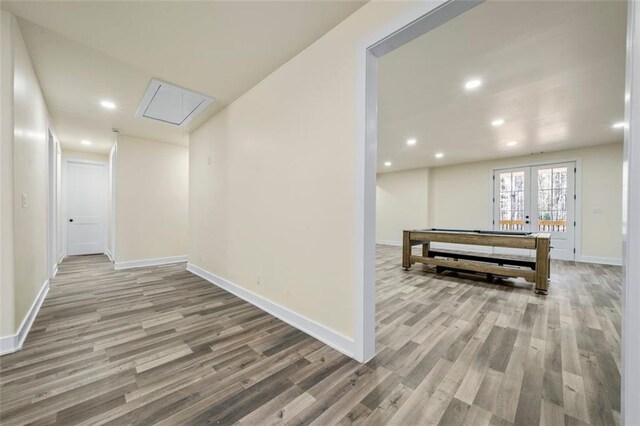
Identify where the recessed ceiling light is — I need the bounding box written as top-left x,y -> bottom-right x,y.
435,152 -> 444,159
491,119 -> 505,127
384,161 -> 392,167
507,141 -> 518,147
612,122 -> 626,129
81,140 -> 92,145
100,100 -> 116,109
464,79 -> 482,90
406,138 -> 417,146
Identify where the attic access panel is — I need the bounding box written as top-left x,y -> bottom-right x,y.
135,79 -> 214,127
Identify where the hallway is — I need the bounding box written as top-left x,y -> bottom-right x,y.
0,248 -> 622,425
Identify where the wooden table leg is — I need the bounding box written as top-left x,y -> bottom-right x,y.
422,242 -> 430,258
535,236 -> 550,295
403,231 -> 411,270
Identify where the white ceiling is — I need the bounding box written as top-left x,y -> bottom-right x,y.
377,0 -> 627,172
2,0 -> 366,154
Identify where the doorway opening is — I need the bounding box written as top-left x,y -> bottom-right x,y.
358,0 -> 635,422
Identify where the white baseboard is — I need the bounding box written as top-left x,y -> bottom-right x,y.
105,248 -> 114,263
0,278 -> 49,356
52,263 -> 58,277
114,255 -> 188,270
186,263 -> 356,360
577,255 -> 622,266
376,240 -> 402,247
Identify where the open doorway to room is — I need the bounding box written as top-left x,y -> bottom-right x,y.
366,1 -> 628,423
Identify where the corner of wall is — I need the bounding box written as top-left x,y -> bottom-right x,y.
0,10 -> 16,338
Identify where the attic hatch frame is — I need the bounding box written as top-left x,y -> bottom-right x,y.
135,78 -> 214,127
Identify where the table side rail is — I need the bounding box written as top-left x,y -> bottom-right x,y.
407,231 -> 538,250
410,255 -> 537,282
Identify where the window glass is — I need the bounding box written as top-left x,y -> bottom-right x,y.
537,167 -> 567,232
498,171 -> 525,231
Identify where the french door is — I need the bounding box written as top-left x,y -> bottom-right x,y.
493,162 -> 576,260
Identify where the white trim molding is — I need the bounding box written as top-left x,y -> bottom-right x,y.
0,279 -> 49,356
105,248 -> 114,263
623,2 -> 640,423
357,0 -> 485,363
577,256 -> 623,266
187,263 -> 356,359
114,255 -> 187,270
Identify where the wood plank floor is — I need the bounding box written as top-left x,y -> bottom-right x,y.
0,246 -> 621,425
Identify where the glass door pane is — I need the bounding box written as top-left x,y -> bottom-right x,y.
494,167 -> 532,256
531,162 -> 576,260
497,170 -> 528,231
536,167 -> 568,232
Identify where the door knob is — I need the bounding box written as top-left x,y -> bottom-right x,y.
69,219 -> 73,222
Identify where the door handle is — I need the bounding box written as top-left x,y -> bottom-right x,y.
69,219 -> 73,223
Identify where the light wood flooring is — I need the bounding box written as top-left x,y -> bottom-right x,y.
0,246 -> 621,425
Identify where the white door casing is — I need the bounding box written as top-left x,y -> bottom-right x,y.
65,159 -> 107,256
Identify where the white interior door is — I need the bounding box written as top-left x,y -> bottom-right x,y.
66,160 -> 107,255
493,162 -> 576,260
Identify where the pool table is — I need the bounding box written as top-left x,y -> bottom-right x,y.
402,228 -> 551,294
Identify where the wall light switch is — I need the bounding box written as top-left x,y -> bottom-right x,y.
21,193 -> 27,208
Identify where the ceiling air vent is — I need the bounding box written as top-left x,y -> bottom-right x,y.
135,79 -> 214,127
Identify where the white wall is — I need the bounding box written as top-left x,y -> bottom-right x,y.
107,143 -> 116,260
376,168 -> 429,244
1,12 -> 55,344
189,1 -> 418,346
1,11 -> 16,338
427,143 -> 623,261
115,135 -> 188,264
12,13 -> 51,330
